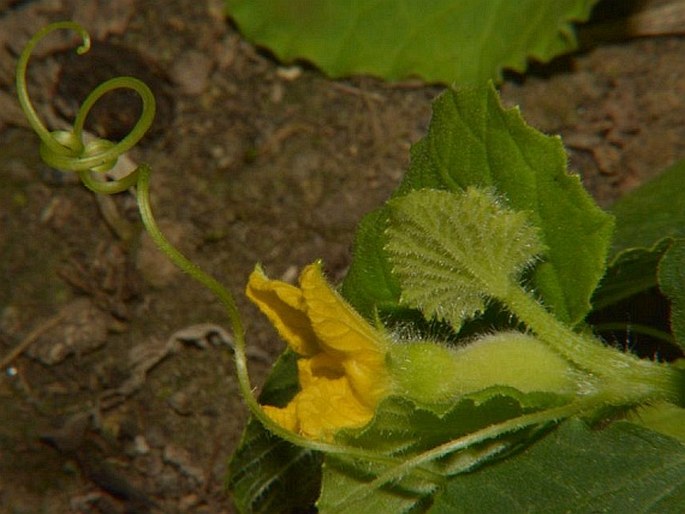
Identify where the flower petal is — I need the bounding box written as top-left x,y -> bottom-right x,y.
246,265 -> 319,356
264,357 -> 375,440
342,355 -> 388,406
252,262 -> 391,441
262,402 -> 299,433
299,262 -> 390,405
300,262 -> 387,356
296,374 -> 373,440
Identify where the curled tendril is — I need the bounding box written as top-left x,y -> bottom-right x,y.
16,21 -> 155,194
16,22 -> 418,469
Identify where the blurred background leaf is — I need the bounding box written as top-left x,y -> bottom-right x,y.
225,0 -> 598,84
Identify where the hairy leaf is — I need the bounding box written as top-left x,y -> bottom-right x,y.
385,188 -> 545,329
225,0 -> 597,84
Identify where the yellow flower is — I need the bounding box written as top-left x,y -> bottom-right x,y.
246,261 -> 390,440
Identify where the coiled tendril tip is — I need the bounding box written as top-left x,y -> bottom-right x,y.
16,21 -> 154,194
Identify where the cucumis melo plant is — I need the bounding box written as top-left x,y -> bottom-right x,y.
15,20 -> 685,514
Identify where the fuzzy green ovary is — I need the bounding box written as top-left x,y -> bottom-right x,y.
388,332 -> 580,404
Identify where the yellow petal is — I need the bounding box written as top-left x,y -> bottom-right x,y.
342,354 -> 388,406
300,262 -> 387,356
296,374 -> 374,440
246,265 -> 319,356
298,357 -> 375,440
299,262 -> 390,404
263,403 -> 299,433
300,352 -> 345,386
263,356 -> 376,440
253,262 -> 391,441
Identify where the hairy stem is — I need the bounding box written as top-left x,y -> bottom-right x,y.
504,285 -> 684,406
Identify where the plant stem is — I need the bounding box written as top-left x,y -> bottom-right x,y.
504,285 -> 684,406
135,165 -> 244,338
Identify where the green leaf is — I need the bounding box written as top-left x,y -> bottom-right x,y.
658,240 -> 685,348
317,390 -> 564,512
225,0 -> 598,85
319,455 -> 436,514
227,351 -> 322,513
429,419 -> 685,513
627,402 -> 685,444
227,418 -> 322,514
591,159 -> 685,343
403,84 -> 614,326
256,349 -> 301,406
591,242 -> 667,311
610,158 -> 685,257
340,207 -> 402,317
344,84 -> 613,325
385,188 -> 545,330
338,390 -> 560,455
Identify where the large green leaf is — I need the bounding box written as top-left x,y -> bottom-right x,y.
429,419 -> 685,513
225,0 -> 598,84
401,84 -> 613,325
344,83 -> 613,326
317,390 -> 564,512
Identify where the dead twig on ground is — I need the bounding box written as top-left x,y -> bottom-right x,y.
0,311 -> 69,370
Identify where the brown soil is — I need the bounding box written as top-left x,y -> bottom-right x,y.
1,1 -> 684,513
